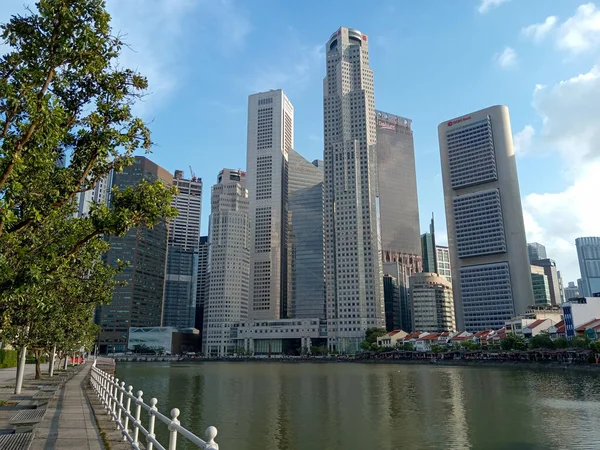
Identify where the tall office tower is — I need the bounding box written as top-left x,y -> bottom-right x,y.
288,149 -> 325,319
163,170 -> 203,330
531,259 -> 562,306
324,27 -> 385,352
74,173 -> 112,217
531,266 -> 551,305
195,236 -> 209,332
438,105 -> 533,332
436,246 -> 452,282
564,281 -> 580,301
383,261 -> 412,331
246,90 -> 294,320
576,237 -> 600,297
410,273 -> 455,332
527,242 -> 547,264
383,274 -> 401,331
421,215 -> 437,273
557,271 -> 565,303
376,111 -> 421,265
98,157 -> 171,353
203,169 -> 250,356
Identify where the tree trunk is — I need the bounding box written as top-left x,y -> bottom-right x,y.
34,349 -> 41,380
49,345 -> 56,377
14,346 -> 27,394
64,354 -> 68,370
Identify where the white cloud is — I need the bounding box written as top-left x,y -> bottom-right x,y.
557,3 -> 600,53
478,0 -> 510,14
521,63 -> 600,282
494,47 -> 517,68
513,125 -> 535,155
522,16 -> 558,43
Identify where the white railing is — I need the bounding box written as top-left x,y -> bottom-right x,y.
90,360 -> 219,450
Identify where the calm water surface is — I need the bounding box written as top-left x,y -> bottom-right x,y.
115,362 -> 600,450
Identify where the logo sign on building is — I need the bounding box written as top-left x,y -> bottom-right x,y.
378,120 -> 396,131
447,116 -> 472,127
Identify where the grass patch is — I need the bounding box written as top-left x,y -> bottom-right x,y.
0,400 -> 18,406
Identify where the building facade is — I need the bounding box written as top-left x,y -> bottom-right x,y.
410,273 -> 456,332
576,237 -> 600,297
195,236 -> 209,332
98,157 -> 171,353
383,262 -> 412,332
421,215 -> 437,274
324,27 -> 385,353
527,242 -> 547,264
288,149 -> 325,319
246,90 -> 294,320
531,265 -> 551,306
383,274 -> 401,332
163,170 -> 202,330
203,169 -> 250,356
436,246 -> 452,282
564,281 -> 579,301
531,258 -> 563,306
562,296 -> 600,338
438,105 -> 533,331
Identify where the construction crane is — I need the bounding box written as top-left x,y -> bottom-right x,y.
189,165 -> 197,182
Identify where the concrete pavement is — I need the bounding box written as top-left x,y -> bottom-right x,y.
30,364 -> 105,450
0,362 -> 50,386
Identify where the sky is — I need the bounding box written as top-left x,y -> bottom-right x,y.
1,0 -> 598,284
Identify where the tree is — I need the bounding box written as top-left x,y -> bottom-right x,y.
554,337 -> 569,349
370,342 -> 379,352
401,342 -> 414,351
461,340 -> 480,351
0,0 -> 177,390
571,336 -> 591,349
431,345 -> 441,354
529,333 -> 555,350
365,328 -> 387,344
500,334 -> 526,351
590,341 -> 600,353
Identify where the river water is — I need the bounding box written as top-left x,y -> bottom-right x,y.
115,361 -> 600,450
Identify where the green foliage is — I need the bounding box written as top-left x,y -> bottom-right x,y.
401,342 -> 414,351
0,349 -> 18,368
590,341 -> 600,353
431,345 -> 441,353
133,344 -> 150,354
529,333 -> 555,349
365,328 -> 387,344
310,345 -> 328,356
359,341 -> 371,352
571,336 -> 591,349
554,337 -> 569,349
370,342 -> 379,352
460,340 -> 480,351
0,0 -> 176,358
500,333 -> 527,351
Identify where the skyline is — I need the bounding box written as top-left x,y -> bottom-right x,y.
2,0 -> 597,283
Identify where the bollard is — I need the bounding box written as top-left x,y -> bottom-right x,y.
168,408 -> 180,450
205,426 -> 219,450
123,385 -> 133,441
133,391 -> 143,446
147,398 -> 158,450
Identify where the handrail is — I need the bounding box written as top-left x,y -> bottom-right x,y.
90,360 -> 219,449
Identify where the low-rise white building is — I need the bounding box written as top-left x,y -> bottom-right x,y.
522,319 -> 554,339
562,297 -> 600,338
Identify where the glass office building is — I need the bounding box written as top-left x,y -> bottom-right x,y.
576,237 -> 600,297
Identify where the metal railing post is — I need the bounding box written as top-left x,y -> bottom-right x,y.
205,426 -> 220,450
133,390 -> 143,447
123,385 -> 133,441
168,408 -> 180,450
107,375 -> 114,415
117,381 -> 125,425
112,378 -> 119,423
147,398 -> 158,450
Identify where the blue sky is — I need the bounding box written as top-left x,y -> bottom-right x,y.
2,0 -> 599,283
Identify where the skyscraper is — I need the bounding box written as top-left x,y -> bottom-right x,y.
438,105 -> 533,331
564,281 -> 580,301
288,149 -> 325,319
376,111 -> 421,265
436,246 -> 452,283
203,169 -> 250,356
421,215 -> 437,274
410,273 -> 455,332
576,237 -> 600,297
527,242 -> 547,264
383,274 -> 401,331
531,259 -> 562,306
74,173 -> 111,217
383,261 -> 412,332
163,170 -> 202,330
195,236 -> 209,332
531,265 -> 551,305
324,27 -> 385,352
246,90 -> 294,320
98,157 -> 171,353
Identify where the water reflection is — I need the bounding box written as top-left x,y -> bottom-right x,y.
116,363 -> 600,450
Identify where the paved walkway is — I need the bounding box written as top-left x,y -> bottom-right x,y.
30,364 -> 105,450
0,362 -> 50,386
